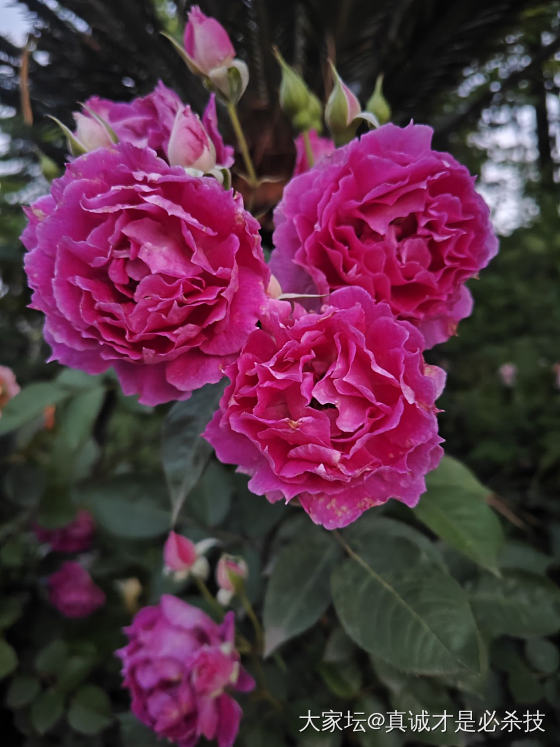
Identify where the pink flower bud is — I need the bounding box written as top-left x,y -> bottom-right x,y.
0,365 -> 20,412
167,105 -> 217,171
202,94 -> 234,168
72,112 -> 114,151
216,555 -> 248,593
163,530 -> 197,572
293,130 -> 335,175
33,509 -> 95,553
498,362 -> 517,388
183,6 -> 235,76
48,562 -> 105,618
553,363 -> 560,390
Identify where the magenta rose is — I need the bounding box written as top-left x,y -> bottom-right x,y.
80,84 -> 233,169
33,509 -> 95,553
48,561 -> 105,618
272,123 -> 498,347
293,130 -> 335,176
116,594 -> 254,747
204,287 -> 445,529
21,144 -> 269,405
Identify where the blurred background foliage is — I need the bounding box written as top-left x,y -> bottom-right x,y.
1,1 -> 560,745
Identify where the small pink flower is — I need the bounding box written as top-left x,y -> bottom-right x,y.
0,365 -> 20,412
498,362 -> 517,388
167,105 -> 216,171
205,287 -> 445,530
48,562 -> 105,618
183,6 -> 236,76
293,131 -> 335,176
272,123 -> 498,348
116,595 -> 254,747
33,509 -> 95,553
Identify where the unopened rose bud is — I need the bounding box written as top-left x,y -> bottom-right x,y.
73,112 -> 114,151
0,365 -> 20,413
183,6 -> 236,76
274,48 -> 323,133
325,62 -> 361,145
207,59 -> 249,105
167,105 -> 217,171
553,363 -> 560,390
216,554 -> 248,596
366,74 -> 391,125
267,275 -> 283,299
163,531 -> 197,574
498,362 -> 517,388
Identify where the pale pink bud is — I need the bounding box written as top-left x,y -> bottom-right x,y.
163,531 -> 197,572
0,365 -> 20,412
553,363 -> 560,390
216,554 -> 248,593
72,112 -> 114,151
498,362 -> 517,388
183,6 -> 235,76
267,275 -> 283,299
167,105 -> 217,171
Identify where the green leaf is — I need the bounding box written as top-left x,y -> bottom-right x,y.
0,597 -> 23,629
0,382 -> 70,435
186,460 -> 232,526
317,660 -> 362,698
3,463 -> 46,508
82,476 -> 170,539
6,674 -> 41,709
31,688 -> 64,735
161,382 -> 225,523
0,638 -> 18,679
525,639 -> 559,674
53,386 -> 105,454
35,640 -> 68,676
470,571 -> 560,638
263,528 -> 341,656
119,712 -> 162,746
57,656 -> 95,693
414,456 -> 504,572
67,684 -> 113,735
499,540 -> 553,575
332,531 -> 482,675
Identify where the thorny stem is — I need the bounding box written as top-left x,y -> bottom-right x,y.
226,102 -> 258,188
302,129 -> 314,168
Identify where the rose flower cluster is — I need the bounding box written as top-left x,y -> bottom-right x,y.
19,5 -> 498,746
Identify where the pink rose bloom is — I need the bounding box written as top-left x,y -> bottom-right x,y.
33,509 -> 95,553
83,81 -> 181,158
116,594 -> 254,747
205,287 -> 445,529
80,84 -> 233,169
183,6 -> 236,76
293,130 -> 335,176
21,144 -> 269,405
48,561 -> 105,618
0,365 -> 20,411
272,123 -> 498,348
